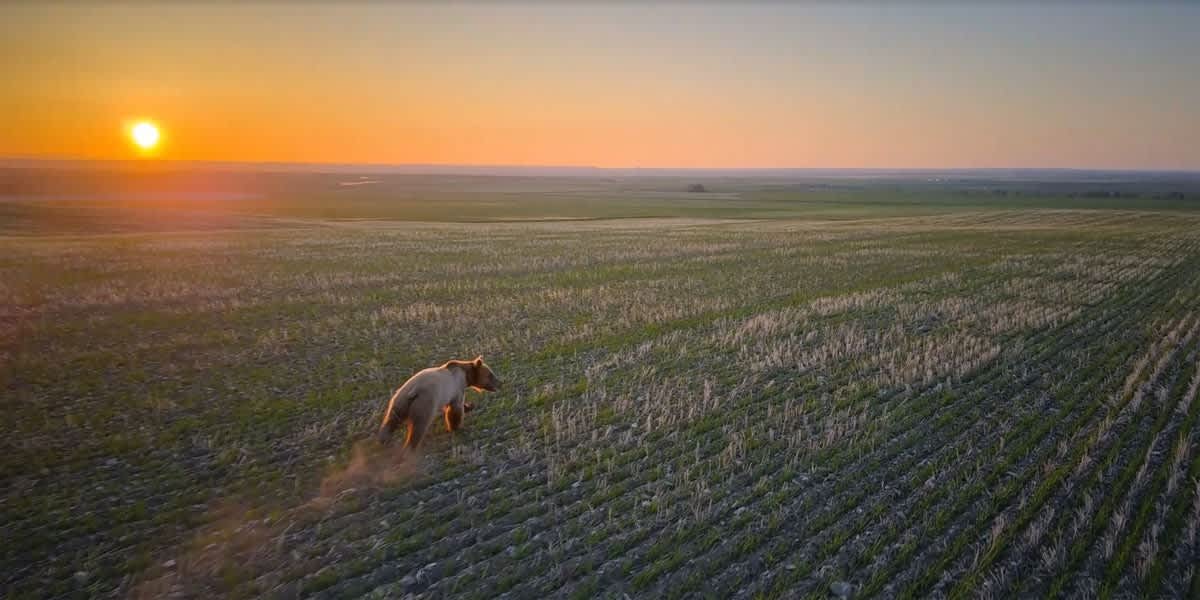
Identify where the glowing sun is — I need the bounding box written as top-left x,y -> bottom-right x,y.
129,121 -> 161,151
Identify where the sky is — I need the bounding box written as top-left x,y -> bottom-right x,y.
2,2 -> 1198,169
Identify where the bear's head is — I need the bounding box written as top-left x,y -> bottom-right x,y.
468,356 -> 501,392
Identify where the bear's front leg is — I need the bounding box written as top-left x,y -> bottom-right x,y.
445,396 -> 466,432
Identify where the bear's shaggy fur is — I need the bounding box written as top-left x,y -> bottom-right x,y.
377,356 -> 500,449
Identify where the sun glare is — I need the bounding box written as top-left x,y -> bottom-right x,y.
130,121 -> 161,151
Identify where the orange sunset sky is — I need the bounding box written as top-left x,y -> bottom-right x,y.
2,2 -> 1199,169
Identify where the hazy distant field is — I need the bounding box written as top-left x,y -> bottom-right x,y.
4,166 -> 1200,232
4,170 -> 1200,598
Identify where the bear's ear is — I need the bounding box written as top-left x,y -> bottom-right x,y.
473,355 -> 483,367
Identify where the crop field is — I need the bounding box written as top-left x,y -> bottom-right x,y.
5,172 -> 1200,599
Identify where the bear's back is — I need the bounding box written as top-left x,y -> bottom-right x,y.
405,365 -> 464,399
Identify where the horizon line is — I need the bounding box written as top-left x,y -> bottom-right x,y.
3,156 -> 1199,176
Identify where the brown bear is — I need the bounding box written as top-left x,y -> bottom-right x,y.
377,356 -> 501,449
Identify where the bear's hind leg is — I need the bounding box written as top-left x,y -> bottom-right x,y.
404,408 -> 435,450
378,389 -> 410,445
378,418 -> 398,445
379,408 -> 405,445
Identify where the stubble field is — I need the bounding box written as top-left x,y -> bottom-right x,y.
4,173 -> 1200,599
